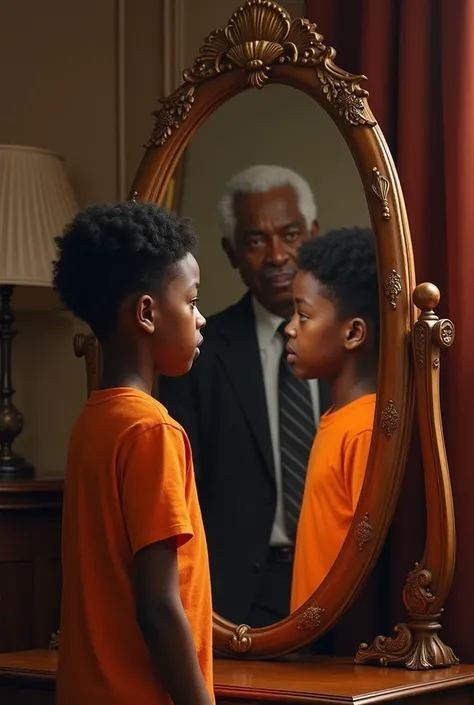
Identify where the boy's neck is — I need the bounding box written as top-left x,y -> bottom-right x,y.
330,360 -> 378,411
99,340 -> 155,396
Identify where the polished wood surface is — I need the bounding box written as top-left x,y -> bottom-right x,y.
0,649 -> 57,681
0,479 -> 63,653
0,651 -> 473,704
214,659 -> 474,703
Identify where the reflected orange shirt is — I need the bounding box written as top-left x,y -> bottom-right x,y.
57,388 -> 213,705
291,394 -> 376,612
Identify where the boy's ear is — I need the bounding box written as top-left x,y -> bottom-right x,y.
222,237 -> 239,269
344,317 -> 367,350
136,294 -> 158,335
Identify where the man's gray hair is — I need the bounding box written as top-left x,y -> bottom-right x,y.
218,164 -> 318,241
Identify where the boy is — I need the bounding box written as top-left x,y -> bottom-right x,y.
52,202 -> 213,705
286,227 -> 379,612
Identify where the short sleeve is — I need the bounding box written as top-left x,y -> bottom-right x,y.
119,423 -> 194,555
343,430 -> 373,511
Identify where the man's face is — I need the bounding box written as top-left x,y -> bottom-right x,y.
222,186 -> 318,318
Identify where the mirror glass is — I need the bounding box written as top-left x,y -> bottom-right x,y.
159,84 -> 379,630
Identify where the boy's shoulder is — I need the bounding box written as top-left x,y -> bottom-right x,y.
126,393 -> 186,435
341,394 -> 376,447
322,394 -> 376,444
79,387 -> 188,444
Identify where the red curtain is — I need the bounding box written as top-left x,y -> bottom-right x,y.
305,0 -> 474,661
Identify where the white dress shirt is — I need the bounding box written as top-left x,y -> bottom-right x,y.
252,297 -> 321,547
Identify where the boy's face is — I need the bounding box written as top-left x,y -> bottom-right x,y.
285,270 -> 367,380
137,253 -> 206,377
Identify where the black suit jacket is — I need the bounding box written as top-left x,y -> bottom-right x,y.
158,292 -> 332,624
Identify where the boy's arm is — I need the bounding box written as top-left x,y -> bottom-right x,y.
134,539 -> 212,705
120,424 -> 212,705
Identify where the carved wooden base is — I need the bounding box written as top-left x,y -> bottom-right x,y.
355,618 -> 459,670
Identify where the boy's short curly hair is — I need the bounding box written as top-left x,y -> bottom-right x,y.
52,201 -> 197,339
297,227 -> 379,333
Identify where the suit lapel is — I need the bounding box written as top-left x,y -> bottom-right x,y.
215,293 -> 275,480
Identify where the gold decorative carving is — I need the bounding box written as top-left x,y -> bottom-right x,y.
380,400 -> 399,437
354,513 -> 373,551
355,565 -> 459,669
356,623 -> 413,667
372,167 -> 391,219
384,270 -> 402,309
146,0 -> 375,148
358,284 -> 457,670
146,85 -> 196,148
229,624 -> 253,653
49,630 -> 60,651
184,1 -> 296,90
316,68 -> 374,126
413,324 -> 426,369
403,563 -> 435,615
296,606 -> 325,631
434,319 -> 455,348
356,621 -> 459,670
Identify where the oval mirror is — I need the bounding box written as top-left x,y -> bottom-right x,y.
129,1 -> 416,658
160,85 -> 377,634
76,0 -> 418,660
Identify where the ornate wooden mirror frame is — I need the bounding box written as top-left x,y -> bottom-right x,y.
73,0 -> 457,670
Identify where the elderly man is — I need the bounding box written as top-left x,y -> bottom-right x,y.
159,165 -> 331,627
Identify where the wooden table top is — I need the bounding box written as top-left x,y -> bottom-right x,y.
214,658 -> 474,702
1,650 -> 474,703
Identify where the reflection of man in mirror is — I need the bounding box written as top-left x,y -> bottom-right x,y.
159,165 -> 331,627
286,228 -> 379,613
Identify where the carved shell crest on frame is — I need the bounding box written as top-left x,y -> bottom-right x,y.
183,1 -> 327,90
147,0 -> 376,148
182,0 -> 374,121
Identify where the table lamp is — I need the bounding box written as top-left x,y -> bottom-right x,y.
0,145 -> 78,478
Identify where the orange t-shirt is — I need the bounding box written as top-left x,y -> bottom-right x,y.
57,387 -> 213,705
290,394 -> 376,613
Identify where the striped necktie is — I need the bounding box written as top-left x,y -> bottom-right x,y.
278,322 -> 316,540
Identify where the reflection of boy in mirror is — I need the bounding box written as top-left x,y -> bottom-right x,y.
159,165 -> 332,628
287,228 -> 379,613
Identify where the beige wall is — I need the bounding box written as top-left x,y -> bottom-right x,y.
1,0 -> 365,476
1,0 -> 162,475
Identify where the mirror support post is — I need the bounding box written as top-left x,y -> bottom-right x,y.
355,282 -> 458,670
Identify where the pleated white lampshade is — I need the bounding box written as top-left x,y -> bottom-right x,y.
0,145 -> 78,287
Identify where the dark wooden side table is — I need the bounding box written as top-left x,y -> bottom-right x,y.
0,478 -> 63,653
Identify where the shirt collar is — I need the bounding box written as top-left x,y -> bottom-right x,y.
252,296 -> 285,351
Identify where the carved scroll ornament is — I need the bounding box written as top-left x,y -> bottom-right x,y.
146,0 -> 375,148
